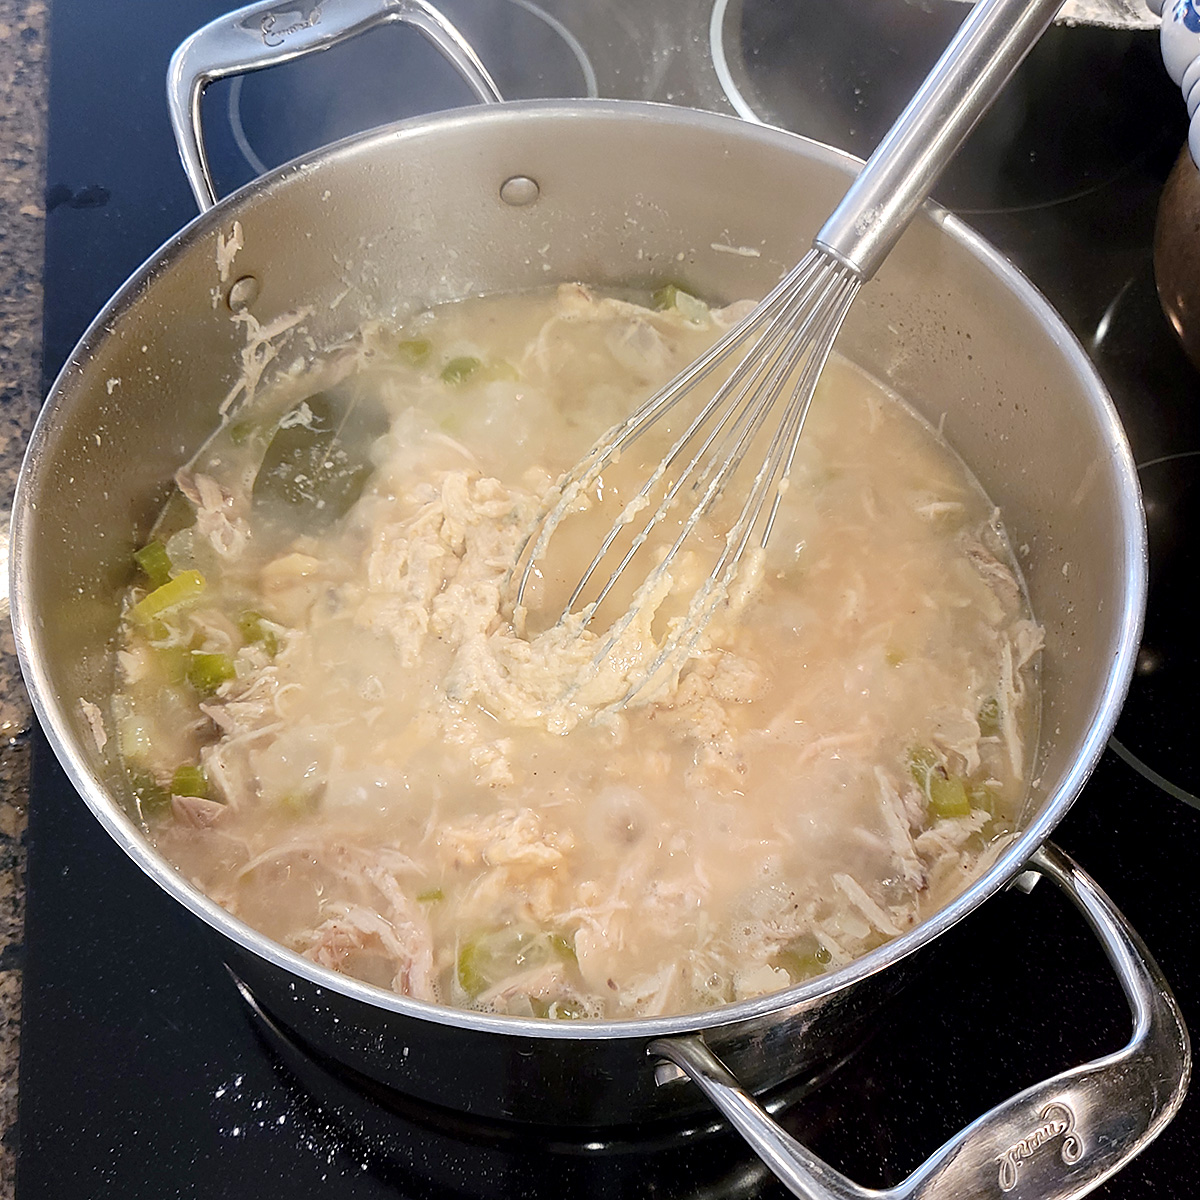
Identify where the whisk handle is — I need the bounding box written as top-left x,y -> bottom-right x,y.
814,0 -> 1064,281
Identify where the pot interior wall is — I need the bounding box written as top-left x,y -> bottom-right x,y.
15,103 -> 1139,1020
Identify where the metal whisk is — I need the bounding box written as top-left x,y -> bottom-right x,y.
512,0 -> 1065,696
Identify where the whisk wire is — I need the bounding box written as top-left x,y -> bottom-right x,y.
689,258 -> 848,500
511,0 -> 1061,711
758,273 -> 862,549
565,268 -> 834,622
510,256 -> 829,612
534,253 -> 860,710
617,266 -> 861,707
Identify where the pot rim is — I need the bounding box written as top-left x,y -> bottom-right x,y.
10,97 -> 1149,1043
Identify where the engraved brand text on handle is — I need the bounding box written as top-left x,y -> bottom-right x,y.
997,1102 -> 1084,1191
260,4 -> 323,46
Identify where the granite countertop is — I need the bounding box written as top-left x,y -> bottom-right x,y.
0,0 -> 47,1195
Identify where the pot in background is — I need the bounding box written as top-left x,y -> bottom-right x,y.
718,0 -> 1174,212
1155,145 -> 1200,369
1148,0 -> 1200,367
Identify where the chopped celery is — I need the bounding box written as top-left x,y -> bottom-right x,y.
277,789 -> 321,817
397,338 -> 432,366
908,745 -> 972,819
171,764 -> 208,799
456,939 -> 489,998
131,569 -> 205,622
928,773 -> 971,818
238,610 -> 279,657
530,997 -> 587,1020
967,781 -> 1000,815
773,933 -> 831,982
117,712 -> 153,763
187,652 -> 235,695
237,609 -> 264,642
652,283 -> 683,310
133,540 -> 173,588
549,933 -> 577,964
907,746 -> 939,786
227,419 -> 256,445
440,356 -> 482,386
416,887 -> 445,903
652,283 -> 708,322
252,389 -> 385,528
884,646 -> 905,667
456,928 -> 575,999
977,696 -> 1002,737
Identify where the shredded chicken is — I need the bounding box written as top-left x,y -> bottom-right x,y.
115,283 -> 1043,1020
175,469 -> 250,559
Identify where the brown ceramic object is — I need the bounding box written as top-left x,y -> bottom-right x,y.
1154,144 -> 1200,371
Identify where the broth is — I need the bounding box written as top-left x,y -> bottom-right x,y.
108,284 -> 1041,1019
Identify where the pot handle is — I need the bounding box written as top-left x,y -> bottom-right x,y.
167,0 -> 503,213
649,842 -> 1190,1200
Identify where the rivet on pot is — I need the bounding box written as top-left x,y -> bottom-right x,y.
227,275 -> 260,312
499,176 -> 540,207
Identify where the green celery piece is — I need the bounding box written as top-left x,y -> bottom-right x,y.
652,282 -> 707,321
171,764 -> 208,799
977,696 -> 1002,737
440,356 -> 482,386
187,652 -> 236,696
456,928 -> 574,999
252,389 -> 385,528
238,610 -> 280,657
133,540 -> 173,588
908,744 -> 972,819
238,610 -> 265,642
652,283 -> 682,310
774,933 -> 831,982
227,419 -> 256,445
397,338 -> 432,366
907,745 -> 939,788
456,938 -> 489,998
528,997 -> 586,1020
549,933 -> 577,964
929,773 -> 972,819
131,569 -> 205,623
277,790 -> 321,817
416,888 -> 445,903
968,781 -> 1000,815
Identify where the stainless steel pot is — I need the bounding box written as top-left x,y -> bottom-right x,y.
9,2 -> 1190,1197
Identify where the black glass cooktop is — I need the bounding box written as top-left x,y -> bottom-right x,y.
18,0 -> 1200,1196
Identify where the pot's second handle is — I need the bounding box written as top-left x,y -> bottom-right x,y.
167,0 -> 503,213
650,843 -> 1190,1200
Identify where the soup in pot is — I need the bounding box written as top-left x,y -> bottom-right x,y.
106,283 -> 1041,1020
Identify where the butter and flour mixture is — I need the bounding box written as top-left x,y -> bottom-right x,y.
111,283 -> 1041,1019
